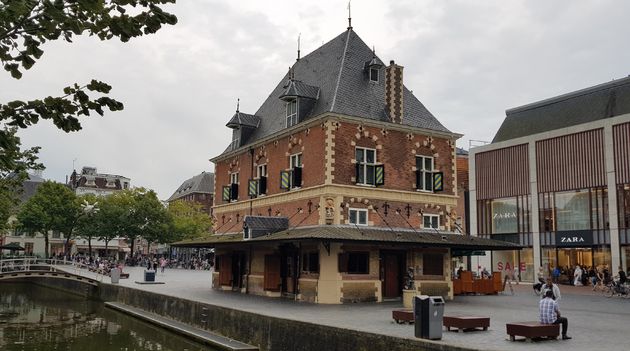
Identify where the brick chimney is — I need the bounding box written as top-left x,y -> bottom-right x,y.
385,60 -> 404,124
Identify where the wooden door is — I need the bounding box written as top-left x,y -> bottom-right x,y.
383,254 -> 400,298
264,254 -> 281,291
219,255 -> 232,286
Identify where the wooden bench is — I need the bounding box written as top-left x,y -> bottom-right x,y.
392,309 -> 414,324
444,316 -> 489,332
506,322 -> 560,342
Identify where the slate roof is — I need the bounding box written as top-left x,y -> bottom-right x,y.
493,76 -> 630,143
172,225 -> 520,250
243,216 -> 289,232
217,29 -> 452,158
18,173 -> 45,203
226,111 -> 261,128
279,80 -> 320,100
168,172 -> 214,202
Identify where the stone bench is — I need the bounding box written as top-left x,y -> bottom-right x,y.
506,322 -> 560,342
444,316 -> 489,332
392,309 -> 414,324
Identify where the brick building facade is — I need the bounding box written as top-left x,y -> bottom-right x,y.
179,27 -> 516,304
168,172 -> 214,215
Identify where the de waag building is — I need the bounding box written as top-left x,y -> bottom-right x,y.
179,26 -> 517,304
470,77 -> 630,282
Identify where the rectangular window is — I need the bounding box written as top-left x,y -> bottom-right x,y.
349,208 -> 368,226
356,147 -> 377,186
370,68 -> 379,82
302,252 -> 319,273
491,198 -> 518,234
338,252 -> 370,274
620,184 -> 630,229
555,189 -> 590,231
416,156 -> 434,191
423,253 -> 444,276
289,153 -> 302,188
422,214 -> 439,229
256,164 -> 268,195
286,99 -> 298,127
256,164 -> 267,178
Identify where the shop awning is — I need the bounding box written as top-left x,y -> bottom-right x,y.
172,225 -> 521,251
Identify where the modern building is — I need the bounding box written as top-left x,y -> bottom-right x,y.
178,26 -> 517,303
470,77 -> 630,281
167,171 -> 215,214
68,166 -> 131,196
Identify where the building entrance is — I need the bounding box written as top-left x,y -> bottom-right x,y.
557,248 -> 592,270
380,251 -> 405,300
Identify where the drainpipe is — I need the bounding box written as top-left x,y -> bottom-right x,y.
249,148 -> 254,216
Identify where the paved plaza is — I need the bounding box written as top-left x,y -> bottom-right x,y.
72,266 -> 630,351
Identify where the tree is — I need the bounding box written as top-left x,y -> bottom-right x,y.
16,180 -> 78,258
71,193 -> 99,256
123,188 -> 170,255
0,0 -> 177,201
167,200 -> 213,242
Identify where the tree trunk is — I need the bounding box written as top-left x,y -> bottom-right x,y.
44,231 -> 49,259
88,236 -> 92,257
130,237 -> 135,258
105,239 -> 109,259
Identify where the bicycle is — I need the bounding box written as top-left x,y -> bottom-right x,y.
605,280 -> 630,298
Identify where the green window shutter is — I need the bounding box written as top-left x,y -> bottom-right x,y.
280,171 -> 291,190
222,186 -> 231,201
375,165 -> 385,186
433,172 -> 444,192
248,179 -> 258,197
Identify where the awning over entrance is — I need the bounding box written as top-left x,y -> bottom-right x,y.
172,225 -> 521,251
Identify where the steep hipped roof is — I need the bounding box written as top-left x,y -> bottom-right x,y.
279,80 -> 320,100
493,76 -> 630,143
172,225 -> 520,250
217,29 -> 451,157
168,172 -> 214,202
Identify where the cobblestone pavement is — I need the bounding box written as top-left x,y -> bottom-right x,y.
79,267 -> 630,351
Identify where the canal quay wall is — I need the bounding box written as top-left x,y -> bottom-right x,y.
34,278 -> 476,351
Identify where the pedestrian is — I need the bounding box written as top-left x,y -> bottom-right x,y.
552,266 -> 561,284
503,266 -> 515,295
160,257 -> 167,274
152,257 -> 158,271
541,277 -> 562,302
617,266 -> 627,285
573,265 -> 583,286
539,290 -> 571,340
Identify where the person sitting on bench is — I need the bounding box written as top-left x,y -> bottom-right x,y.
539,290 -> 571,340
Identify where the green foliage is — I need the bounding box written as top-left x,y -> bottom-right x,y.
167,200 -> 213,242
16,180 -> 79,257
0,0 -> 177,200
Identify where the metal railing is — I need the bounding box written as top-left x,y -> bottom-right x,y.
0,257 -> 107,281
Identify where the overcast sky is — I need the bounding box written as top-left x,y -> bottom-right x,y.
2,0 -> 629,200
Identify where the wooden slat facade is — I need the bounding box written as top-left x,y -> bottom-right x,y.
475,144 -> 530,200
536,129 -> 606,193
613,122 -> 630,184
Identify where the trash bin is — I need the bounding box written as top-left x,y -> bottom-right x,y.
110,268 -> 120,284
144,270 -> 155,282
414,295 -> 445,340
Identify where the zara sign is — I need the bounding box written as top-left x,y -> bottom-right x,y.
555,230 -> 593,247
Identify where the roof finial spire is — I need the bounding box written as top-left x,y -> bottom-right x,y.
297,33 -> 301,61
347,0 -> 352,30
236,98 -> 240,113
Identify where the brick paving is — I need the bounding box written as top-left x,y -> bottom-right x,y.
75,267 -> 630,351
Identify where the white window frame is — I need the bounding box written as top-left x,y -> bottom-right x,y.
256,164 -> 267,179
289,153 -> 302,189
230,172 -> 239,185
369,68 -> 379,82
356,147 -> 377,186
423,214 -> 440,229
349,208 -> 368,226
416,155 -> 434,192
286,99 -> 298,127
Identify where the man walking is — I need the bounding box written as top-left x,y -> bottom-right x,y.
539,290 -> 571,340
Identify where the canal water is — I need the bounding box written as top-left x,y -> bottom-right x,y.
0,283 -> 216,351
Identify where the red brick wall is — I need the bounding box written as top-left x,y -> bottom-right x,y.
214,126 -> 327,204
213,197 -> 321,233
339,197 -> 445,230
332,123 -> 456,195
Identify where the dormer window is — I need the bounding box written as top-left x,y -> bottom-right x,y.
286,99 -> 298,127
369,68 -> 379,82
